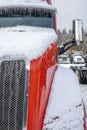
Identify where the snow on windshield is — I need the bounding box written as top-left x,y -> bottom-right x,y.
0,26 -> 57,61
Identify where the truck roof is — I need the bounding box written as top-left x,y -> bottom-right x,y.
0,0 -> 56,11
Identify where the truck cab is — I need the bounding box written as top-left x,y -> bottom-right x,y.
0,0 -> 86,130
0,1 -> 58,130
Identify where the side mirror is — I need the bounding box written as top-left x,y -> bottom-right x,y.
73,19 -> 84,45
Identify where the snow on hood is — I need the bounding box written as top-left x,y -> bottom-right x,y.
0,0 -> 56,10
0,26 -> 57,61
43,65 -> 84,130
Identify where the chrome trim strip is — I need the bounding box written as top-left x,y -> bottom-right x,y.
22,61 -> 30,130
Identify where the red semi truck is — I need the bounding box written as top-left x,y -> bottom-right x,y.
0,0 -> 86,130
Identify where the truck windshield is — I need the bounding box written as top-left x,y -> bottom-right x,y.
0,7 -> 55,28
0,16 -> 54,28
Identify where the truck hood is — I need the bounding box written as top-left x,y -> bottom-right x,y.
0,26 -> 57,61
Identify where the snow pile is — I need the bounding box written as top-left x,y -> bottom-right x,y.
43,65 -> 84,130
0,26 -> 57,61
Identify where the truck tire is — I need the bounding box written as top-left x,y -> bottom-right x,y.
76,70 -> 83,84
70,66 -> 76,73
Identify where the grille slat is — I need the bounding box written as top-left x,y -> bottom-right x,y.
0,60 -> 25,130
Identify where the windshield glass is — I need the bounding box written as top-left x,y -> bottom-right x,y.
0,7 -> 54,29
0,16 -> 54,28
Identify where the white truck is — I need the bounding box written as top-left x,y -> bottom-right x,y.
70,54 -> 87,84
72,55 -> 85,64
0,0 -> 86,130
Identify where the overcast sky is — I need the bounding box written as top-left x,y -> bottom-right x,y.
54,0 -> 87,30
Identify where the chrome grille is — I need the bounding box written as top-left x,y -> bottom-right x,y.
0,60 -> 25,130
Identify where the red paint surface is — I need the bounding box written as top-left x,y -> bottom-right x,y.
42,0 -> 52,4
27,42 -> 58,130
83,103 -> 87,130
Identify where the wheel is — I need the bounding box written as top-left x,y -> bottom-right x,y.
70,66 -> 76,73
76,70 -> 84,84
